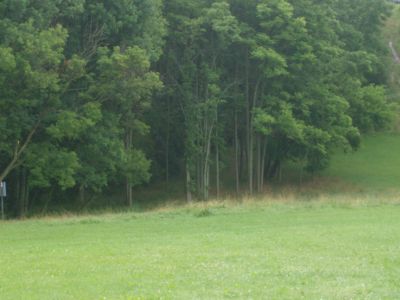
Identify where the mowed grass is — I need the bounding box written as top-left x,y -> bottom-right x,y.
323,133 -> 400,191
1,201 -> 400,299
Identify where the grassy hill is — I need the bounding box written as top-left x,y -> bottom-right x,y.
383,5 -> 400,100
322,133 -> 400,191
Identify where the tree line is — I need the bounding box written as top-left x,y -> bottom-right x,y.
0,0 -> 396,216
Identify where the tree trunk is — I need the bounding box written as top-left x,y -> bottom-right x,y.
215,110 -> 220,200
205,159 -> 210,201
197,153 -> 201,199
245,54 -> 252,195
18,168 -> 29,218
260,137 -> 268,191
203,125 -> 213,201
125,127 -> 133,207
248,77 -> 262,195
24,177 -> 29,215
41,188 -> 54,215
278,161 -> 282,183
166,97 -> 170,190
126,179 -> 133,208
0,121 -> 40,183
79,184 -> 85,204
240,137 -> 245,180
186,161 -> 192,203
15,168 -> 20,212
235,110 -> 240,197
256,134 -> 262,193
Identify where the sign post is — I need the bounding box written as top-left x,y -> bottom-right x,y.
0,182 -> 6,220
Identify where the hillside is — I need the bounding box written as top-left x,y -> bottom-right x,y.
383,5 -> 400,99
323,134 -> 400,191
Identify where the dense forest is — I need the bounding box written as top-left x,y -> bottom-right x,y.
0,0 -> 396,217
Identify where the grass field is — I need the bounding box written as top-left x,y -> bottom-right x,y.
280,133 -> 400,196
1,200 -> 400,299
323,133 -> 400,191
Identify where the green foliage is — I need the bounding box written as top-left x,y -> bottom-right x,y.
0,0 -> 396,215
0,20 -> 81,187
47,103 -> 102,140
87,45 -> 162,192
351,85 -> 396,132
253,109 -> 275,136
93,46 -> 163,110
74,113 -> 125,193
203,1 -> 240,43
123,149 -> 151,187
0,0 -> 166,214
25,144 -> 80,189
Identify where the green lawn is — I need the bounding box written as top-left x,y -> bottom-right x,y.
1,202 -> 400,299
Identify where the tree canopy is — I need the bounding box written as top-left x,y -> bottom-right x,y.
0,0 -> 395,216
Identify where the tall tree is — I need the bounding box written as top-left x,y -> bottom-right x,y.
87,46 -> 162,206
